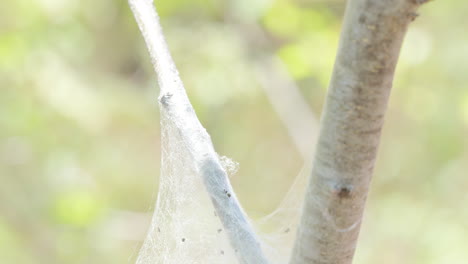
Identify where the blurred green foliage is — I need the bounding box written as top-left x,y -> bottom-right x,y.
0,0 -> 467,263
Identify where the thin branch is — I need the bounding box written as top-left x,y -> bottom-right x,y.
128,0 -> 269,263
290,0 -> 427,263
255,56 -> 319,160
228,18 -> 320,160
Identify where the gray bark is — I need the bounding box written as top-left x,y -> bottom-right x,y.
290,0 -> 427,263
128,0 -> 269,263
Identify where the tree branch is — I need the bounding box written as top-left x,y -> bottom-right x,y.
290,0 -> 427,263
128,0 -> 269,263
255,56 -> 319,160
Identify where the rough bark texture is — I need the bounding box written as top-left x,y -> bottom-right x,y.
128,0 -> 269,263
290,0 -> 426,263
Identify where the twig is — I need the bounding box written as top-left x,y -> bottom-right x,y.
255,56 -> 319,160
128,0 -> 269,263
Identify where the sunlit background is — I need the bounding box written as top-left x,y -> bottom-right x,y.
1,0 -> 467,263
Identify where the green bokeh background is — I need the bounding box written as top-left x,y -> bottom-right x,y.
1,0 -> 467,263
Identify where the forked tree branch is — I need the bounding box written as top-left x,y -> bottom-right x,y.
128,0 -> 269,263
290,0 -> 427,263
